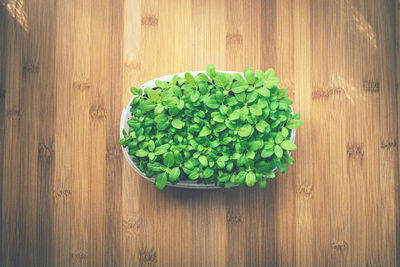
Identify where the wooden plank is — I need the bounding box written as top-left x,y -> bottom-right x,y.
0,0 -> 399,266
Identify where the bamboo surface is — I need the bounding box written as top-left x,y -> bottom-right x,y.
0,0 -> 399,266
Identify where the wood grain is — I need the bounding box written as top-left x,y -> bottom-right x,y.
1,0 -> 399,266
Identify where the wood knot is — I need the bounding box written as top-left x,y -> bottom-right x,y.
106,143 -> 122,160
226,213 -> 243,224
6,109 -> 22,117
38,142 -> 54,157
331,240 -> 348,251
312,88 -> 342,100
71,251 -> 88,260
89,105 -> 106,120
73,81 -> 91,91
122,217 -> 141,235
23,63 -> 39,74
346,144 -> 364,159
139,248 -> 157,263
55,188 -> 72,198
141,15 -> 158,26
295,184 -> 313,198
226,33 -> 243,45
380,139 -> 397,149
363,80 -> 379,92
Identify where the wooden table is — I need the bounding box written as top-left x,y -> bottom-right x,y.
1,0 -> 399,266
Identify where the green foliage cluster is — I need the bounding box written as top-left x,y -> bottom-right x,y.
119,65 -> 303,190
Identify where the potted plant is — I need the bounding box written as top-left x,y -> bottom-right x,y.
119,65 -> 303,190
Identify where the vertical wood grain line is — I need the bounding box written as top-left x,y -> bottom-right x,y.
1,3 -> 24,266
34,1 -> 57,266
104,0 -> 124,266
0,6 -> 7,266
293,0 -> 313,266
395,0 -> 400,265
258,0 -> 278,266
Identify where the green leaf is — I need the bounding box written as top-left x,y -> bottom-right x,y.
213,113 -> 225,123
169,167 -> 181,182
130,87 -> 142,95
214,72 -> 228,88
274,145 -> 283,158
148,140 -> 155,151
215,124 -> 227,132
293,112 -> 300,119
198,155 -> 208,167
198,126 -> 211,137
249,104 -> 262,116
219,105 -> 228,115
275,132 -> 284,144
205,98 -> 219,109
155,173 -> 167,190
246,172 -> 256,187
188,169 -> 199,180
206,64 -> 216,78
185,72 -> 196,85
257,87 -> 270,97
238,124 -> 252,137
286,119 -> 303,129
155,80 -> 169,88
172,119 -> 184,129
231,80 -> 248,93
164,152 -> 175,167
281,127 -> 289,137
228,109 -> 241,120
281,140 -> 297,150
265,170 -> 276,178
256,120 -> 267,132
196,72 -> 209,82
244,67 -> 256,84
136,149 -> 148,157
190,90 -> 200,102
261,149 -> 274,158
147,90 -> 160,102
250,140 -> 263,151
265,68 -> 274,79
203,168 -> 214,178
177,99 -> 184,110
258,178 -> 267,189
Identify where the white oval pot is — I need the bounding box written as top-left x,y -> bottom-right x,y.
120,71 -> 296,189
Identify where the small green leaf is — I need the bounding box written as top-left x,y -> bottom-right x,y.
185,72 -> 196,85
281,140 -> 297,150
250,140 -> 263,151
246,172 -> 256,187
257,87 -> 270,97
265,68 -> 274,79
190,90 -> 200,102
164,152 -> 175,167
249,104 -> 262,116
286,119 -> 303,129
228,109 -> 241,120
206,64 -> 216,78
203,168 -> 214,178
172,119 -> 184,129
147,90 -> 160,102
136,149 -> 148,157
177,99 -> 184,110
169,167 -> 181,182
258,178 -> 267,189
238,124 -> 252,137
148,140 -> 155,151
205,98 -> 219,109
219,105 -> 228,115
130,87 -> 142,96
281,127 -> 289,137
196,72 -> 209,82
188,169 -> 199,180
198,155 -> 208,167
256,120 -> 267,132
155,173 -> 167,190
231,80 -> 248,93
274,145 -> 283,158
261,149 -> 274,158
198,126 -> 211,137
